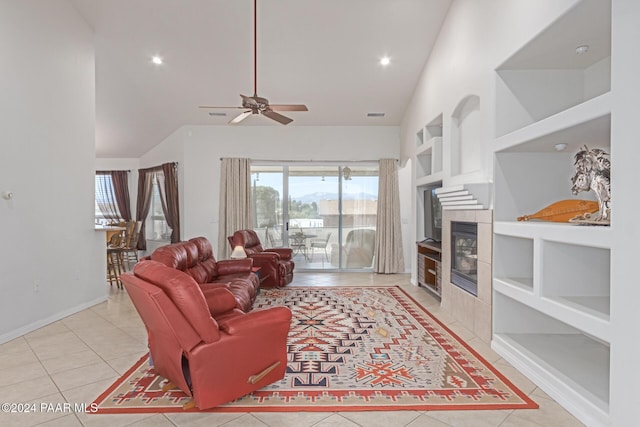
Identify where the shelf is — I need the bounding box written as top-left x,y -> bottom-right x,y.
548,296 -> 609,319
493,221 -> 611,249
495,0 -> 611,138
493,94 -> 611,153
451,95 -> 481,175
496,0 -> 610,72
493,292 -> 610,426
415,172 -> 443,187
494,234 -> 533,292
493,333 -> 609,427
493,225 -> 611,338
415,114 -> 444,183
417,242 -> 442,298
415,144 -> 430,156
422,253 -> 440,263
416,128 -> 424,148
431,137 -> 443,174
494,277 -> 533,293
541,240 -> 610,324
425,114 -> 443,139
416,147 -> 432,177
494,282 -> 609,342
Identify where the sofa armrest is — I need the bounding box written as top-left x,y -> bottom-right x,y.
248,252 -> 280,263
199,285 -> 237,316
219,306 -> 292,335
267,248 -> 293,261
217,258 -> 253,275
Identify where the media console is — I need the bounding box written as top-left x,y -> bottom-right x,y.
417,241 -> 442,298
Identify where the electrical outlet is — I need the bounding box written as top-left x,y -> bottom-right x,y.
33,280 -> 40,293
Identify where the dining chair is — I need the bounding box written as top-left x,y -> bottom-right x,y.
107,231 -> 126,288
310,232 -> 332,261
123,220 -> 142,268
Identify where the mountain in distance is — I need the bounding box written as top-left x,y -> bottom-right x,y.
293,192 -> 377,203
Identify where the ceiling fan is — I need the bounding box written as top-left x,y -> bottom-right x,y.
199,0 -> 308,125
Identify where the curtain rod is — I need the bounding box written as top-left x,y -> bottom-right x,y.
220,158 -> 395,163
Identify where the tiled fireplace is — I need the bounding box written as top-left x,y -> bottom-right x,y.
451,221 -> 478,296
441,209 -> 492,343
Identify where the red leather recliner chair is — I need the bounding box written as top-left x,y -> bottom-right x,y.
227,230 -> 295,288
120,260 -> 292,410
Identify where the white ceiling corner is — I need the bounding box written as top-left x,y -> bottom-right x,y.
70,0 -> 452,158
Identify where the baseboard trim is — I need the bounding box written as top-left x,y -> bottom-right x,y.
0,295 -> 109,345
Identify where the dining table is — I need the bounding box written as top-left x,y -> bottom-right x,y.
290,233 -> 317,260
95,224 -> 127,244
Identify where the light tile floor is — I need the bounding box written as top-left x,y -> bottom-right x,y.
0,273 -> 584,427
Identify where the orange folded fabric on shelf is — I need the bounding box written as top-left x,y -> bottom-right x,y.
517,199 -> 599,222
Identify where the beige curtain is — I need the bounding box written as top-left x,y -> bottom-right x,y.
374,159 -> 405,273
217,158 -> 253,259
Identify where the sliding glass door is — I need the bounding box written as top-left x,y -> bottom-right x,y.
250,163 -> 378,271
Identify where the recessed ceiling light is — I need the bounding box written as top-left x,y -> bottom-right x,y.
151,56 -> 163,65
380,56 -> 390,66
575,45 -> 589,55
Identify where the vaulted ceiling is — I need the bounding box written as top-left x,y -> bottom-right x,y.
70,0 -> 452,157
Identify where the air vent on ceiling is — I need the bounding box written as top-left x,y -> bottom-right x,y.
367,112 -> 385,117
208,112 -> 227,117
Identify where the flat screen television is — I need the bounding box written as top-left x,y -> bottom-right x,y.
423,183 -> 443,242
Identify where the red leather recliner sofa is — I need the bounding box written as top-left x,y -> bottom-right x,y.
120,260 -> 292,410
148,236 -> 259,312
227,230 -> 294,288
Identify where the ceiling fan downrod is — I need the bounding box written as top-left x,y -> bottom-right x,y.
253,0 -> 258,97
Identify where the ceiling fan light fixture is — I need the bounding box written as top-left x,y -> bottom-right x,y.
151,55 -> 163,65
575,45 -> 590,55
380,56 -> 391,66
343,166 -> 352,181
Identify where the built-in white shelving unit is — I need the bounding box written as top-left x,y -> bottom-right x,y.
415,114 -> 443,186
491,1 -> 612,425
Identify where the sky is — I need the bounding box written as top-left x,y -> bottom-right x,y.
252,173 -> 378,200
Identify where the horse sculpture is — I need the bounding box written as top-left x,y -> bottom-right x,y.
570,145 -> 611,223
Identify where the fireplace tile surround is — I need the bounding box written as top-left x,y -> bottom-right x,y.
441,209 -> 493,343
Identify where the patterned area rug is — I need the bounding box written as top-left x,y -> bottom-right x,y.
93,286 -> 537,413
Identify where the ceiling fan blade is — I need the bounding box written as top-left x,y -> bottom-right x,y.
199,106 -> 244,109
262,110 -> 293,125
269,104 -> 308,112
229,111 -> 253,124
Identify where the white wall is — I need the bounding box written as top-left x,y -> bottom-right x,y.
0,1 -> 105,342
398,159 -> 413,271
139,125 -> 407,266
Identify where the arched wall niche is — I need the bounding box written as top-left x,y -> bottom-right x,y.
450,94 -> 481,176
